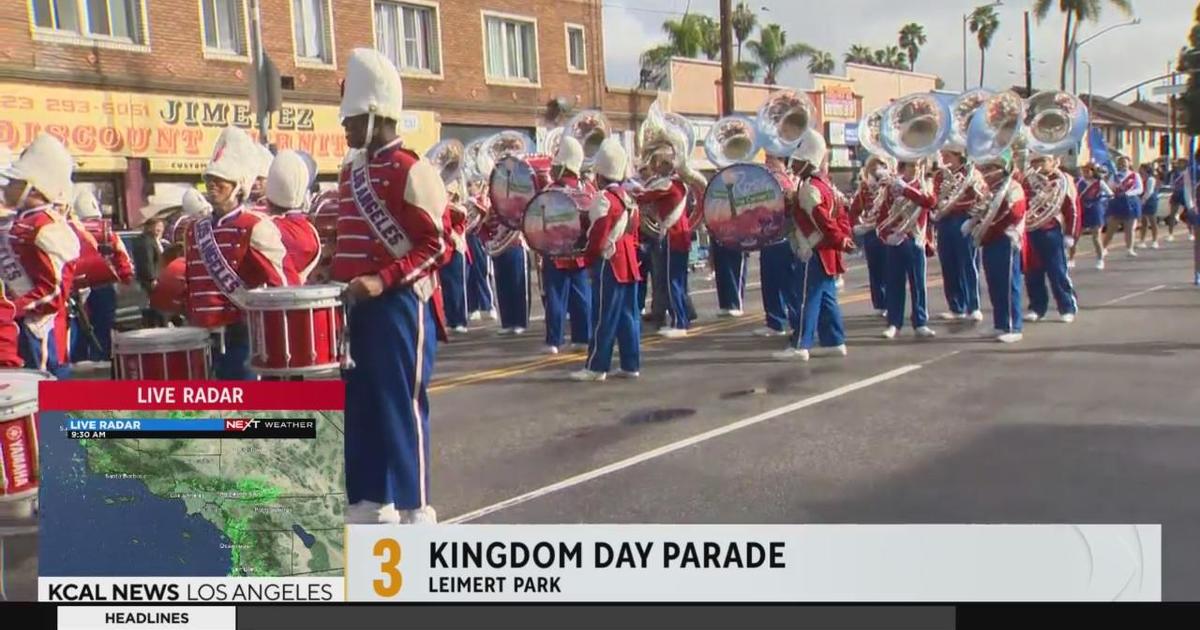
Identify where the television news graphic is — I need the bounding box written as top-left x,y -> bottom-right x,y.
38,381 -> 345,603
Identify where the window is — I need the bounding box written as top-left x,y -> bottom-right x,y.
292,0 -> 332,65
565,24 -> 585,73
483,13 -> 538,83
32,0 -> 145,43
374,1 -> 441,76
201,0 -> 246,56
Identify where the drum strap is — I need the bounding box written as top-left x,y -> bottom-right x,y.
0,215 -> 33,297
194,215 -> 246,306
350,154 -> 411,260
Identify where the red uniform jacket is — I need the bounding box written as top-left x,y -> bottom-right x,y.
933,166 -> 986,219
3,207 -> 79,365
149,257 -> 187,315
877,176 -> 935,245
637,177 -> 691,253
0,290 -> 18,367
585,185 -> 641,283
550,173 -> 594,270
70,218 -> 134,289
978,173 -> 1028,247
184,206 -> 297,329
1023,171 -> 1081,240
791,175 -> 849,276
272,211 -> 322,284
331,139 -> 446,295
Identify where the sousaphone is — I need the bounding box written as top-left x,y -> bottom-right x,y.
700,114 -> 789,251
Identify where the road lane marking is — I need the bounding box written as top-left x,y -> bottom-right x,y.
445,361 -> 936,523
1101,284 -> 1167,306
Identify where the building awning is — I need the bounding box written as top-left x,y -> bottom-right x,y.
75,156 -> 128,173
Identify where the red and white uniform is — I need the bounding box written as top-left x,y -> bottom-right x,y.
1114,169 -> 1144,198
184,206 -> 296,329
877,175 -> 935,245
792,174 -> 851,276
2,206 -> 80,357
585,184 -> 641,283
976,172 -> 1028,247
149,257 -> 187,316
933,165 -> 986,219
551,173 -> 596,270
70,217 -> 134,289
637,177 -> 690,253
445,201 -> 471,263
1023,171 -> 1081,239
272,210 -> 322,284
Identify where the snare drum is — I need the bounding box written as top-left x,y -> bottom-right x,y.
242,285 -> 346,376
112,327 -> 212,380
0,369 -> 51,519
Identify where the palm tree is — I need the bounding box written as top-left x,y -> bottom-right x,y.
808,50 -> 836,75
898,23 -> 927,71
1034,0 -> 1133,90
638,13 -> 721,83
735,60 -> 761,82
968,6 -> 1000,87
731,2 -> 758,65
746,23 -> 814,85
844,44 -> 875,66
873,45 -> 908,70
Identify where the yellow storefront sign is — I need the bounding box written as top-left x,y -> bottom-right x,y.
0,83 -> 439,174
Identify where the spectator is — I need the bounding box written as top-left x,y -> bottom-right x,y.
131,218 -> 165,325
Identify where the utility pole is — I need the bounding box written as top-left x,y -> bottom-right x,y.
1168,61 -> 1177,165
248,0 -> 269,144
719,0 -> 734,117
1024,11 -> 1033,95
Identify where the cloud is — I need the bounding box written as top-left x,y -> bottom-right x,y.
603,5 -> 672,87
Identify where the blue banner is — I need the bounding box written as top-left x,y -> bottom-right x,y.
66,419 -> 226,432
1086,127 -> 1116,176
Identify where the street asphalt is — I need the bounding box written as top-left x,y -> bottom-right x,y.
3,237 -> 1197,601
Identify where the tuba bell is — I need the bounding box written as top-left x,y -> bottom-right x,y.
1023,90 -> 1089,155
564,110 -> 611,167
879,93 -> 952,163
929,89 -> 993,222
755,90 -> 813,157
704,115 -> 760,168
425,139 -> 465,188
965,90 -> 1028,246
635,100 -> 701,238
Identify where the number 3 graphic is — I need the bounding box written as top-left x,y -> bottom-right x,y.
373,538 -> 403,597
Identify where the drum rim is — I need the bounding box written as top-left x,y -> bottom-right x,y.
240,284 -> 346,308
249,362 -> 344,375
0,368 -> 56,381
0,399 -> 39,420
113,327 -> 212,352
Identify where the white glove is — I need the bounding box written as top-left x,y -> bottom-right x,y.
1064,236 -> 1076,249
961,219 -> 977,237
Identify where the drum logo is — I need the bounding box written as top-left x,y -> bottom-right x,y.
4,425 -> 19,442
4,422 -> 30,489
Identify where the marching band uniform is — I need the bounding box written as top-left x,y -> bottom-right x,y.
877,163 -> 936,340
186,126 -> 298,380
849,157 -> 891,316
334,49 -> 448,524
465,188 -> 496,320
0,208 -> 21,368
266,150 -> 323,284
932,151 -> 986,321
638,174 -> 691,338
572,139 -> 641,381
542,137 -> 592,352
968,158 -> 1028,343
1107,163 -> 1144,257
775,130 -> 850,361
439,191 -> 471,333
0,134 -> 81,378
712,241 -> 747,316
479,212 -> 529,335
756,157 -> 804,338
1022,157 -> 1080,323
1079,171 -> 1112,268
68,191 -> 134,362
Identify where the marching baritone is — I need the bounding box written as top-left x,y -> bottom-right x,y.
571,138 -> 641,382
849,155 -> 892,317
265,150 -> 323,284
542,136 -> 593,353
932,145 -> 986,322
69,190 -> 134,362
334,48 -> 448,524
965,152 -> 1027,343
1022,153 -> 1080,324
187,125 -> 298,379
877,160 -> 937,340
774,129 -> 853,361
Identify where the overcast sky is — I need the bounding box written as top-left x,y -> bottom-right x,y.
602,0 -> 1192,101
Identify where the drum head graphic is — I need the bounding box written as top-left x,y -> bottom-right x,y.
523,189 -> 587,257
701,163 -> 788,251
488,155 -> 537,229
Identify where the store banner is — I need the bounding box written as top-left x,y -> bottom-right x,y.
0,83 -> 439,174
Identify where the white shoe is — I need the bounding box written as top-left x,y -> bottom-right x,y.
658,327 -> 688,338
569,369 -> 607,382
469,311 -> 482,322
716,309 -> 734,318
727,309 -> 744,317
484,309 -> 498,321
835,277 -> 846,290
772,347 -> 810,361
1166,234 -> 1175,242
752,327 -> 787,337
1095,258 -> 1106,270
568,342 -> 589,351
996,332 -> 1024,344
399,505 -> 438,525
346,501 -> 401,525
1151,241 -> 1161,249
1024,312 -> 1041,322
982,328 -> 1004,338
613,369 -> 640,379
543,345 -> 560,355
1067,259 -> 1077,269
1059,313 -> 1076,324
1190,233 -> 1196,242
496,327 -> 514,336
938,312 -> 964,321
877,310 -> 889,318
968,310 -> 984,322
814,344 -> 848,357
451,325 -> 468,334
915,326 -> 936,339
881,326 -> 898,340
1127,249 -> 1138,258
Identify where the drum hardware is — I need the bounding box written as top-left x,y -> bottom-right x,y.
112,327 -> 212,380
241,284 -> 346,377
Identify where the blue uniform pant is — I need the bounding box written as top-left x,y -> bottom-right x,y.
636,241 -> 653,314
791,258 -> 846,350
212,323 -> 254,381
862,231 -> 888,312
70,284 -> 117,362
712,242 -> 747,311
438,251 -> 469,328
19,319 -> 69,379
666,246 -> 691,329
885,239 -> 929,329
344,287 -> 437,509
585,261 -> 640,374
491,247 -> 529,330
465,233 -> 494,314
982,238 -> 1024,334
760,241 -> 804,332
543,258 -> 591,347
935,215 -> 981,315
1025,227 -> 1078,318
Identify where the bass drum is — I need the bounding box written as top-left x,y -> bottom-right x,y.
701,163 -> 789,251
523,189 -> 590,257
489,155 -> 549,229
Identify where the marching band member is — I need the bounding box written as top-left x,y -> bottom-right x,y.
187,126 -> 298,380
1023,153 -> 1080,324
637,138 -> 695,339
0,133 -> 81,377
439,180 -> 471,334
335,48 -> 448,524
1136,163 -> 1161,250
571,138 -> 641,382
265,150 -> 323,284
774,129 -> 853,361
478,202 -> 529,335
877,160 -> 936,340
542,136 -> 592,353
965,151 -> 1027,343
755,155 -> 804,338
464,181 -> 496,321
1102,156 -> 1143,258
1074,163 -> 1111,270
931,145 -> 986,322
849,155 -> 892,317
250,144 -> 273,205
711,241 -> 747,317
0,205 -> 20,368
68,190 -> 134,362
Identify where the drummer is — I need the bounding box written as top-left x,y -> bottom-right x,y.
265,150 -> 322,284
185,126 -> 298,380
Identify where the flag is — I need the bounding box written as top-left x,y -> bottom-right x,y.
1086,127 -> 1116,176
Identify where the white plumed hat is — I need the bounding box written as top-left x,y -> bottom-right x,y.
1,133 -> 75,203
593,138 -> 629,181
73,189 -> 102,219
255,143 -> 274,179
340,48 -> 404,122
553,136 -> 585,175
266,150 -> 315,210
204,126 -> 260,192
790,128 -> 827,168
